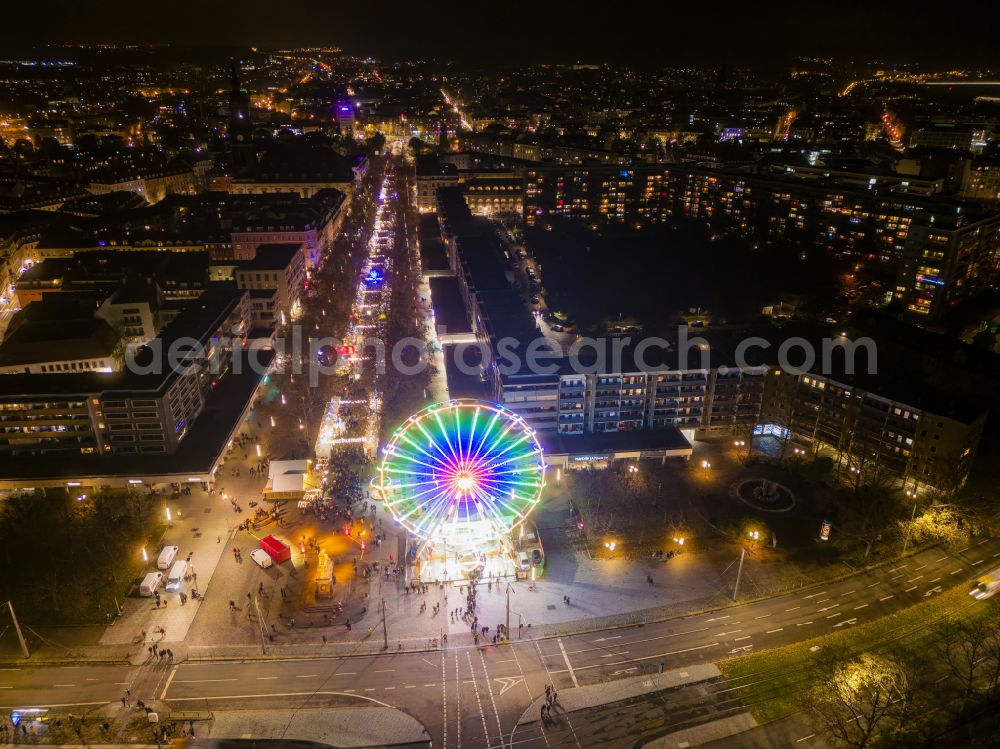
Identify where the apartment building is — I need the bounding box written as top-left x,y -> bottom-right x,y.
234,243 -> 307,321
895,209 -> 1000,319
0,284 -> 251,457
762,369 -> 985,492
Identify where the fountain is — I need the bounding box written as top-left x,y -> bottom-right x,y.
732,477 -> 795,512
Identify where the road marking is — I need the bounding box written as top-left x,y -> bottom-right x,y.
905,586 -> 918,592
553,642 -> 720,674
865,583 -> 880,588
972,559 -> 985,566
467,656 -> 491,749
718,630 -> 743,637
160,667 -> 178,699
803,592 -> 827,599
796,734 -> 815,742
706,615 -> 731,622
54,684 -> 75,687
256,677 -> 278,680
993,552 -> 1000,558
833,618 -> 858,628
374,669 -> 395,673
929,578 -> 941,583
173,678 -> 238,683
906,576 -> 924,583
766,628 -> 784,634
854,604 -> 869,611
826,613 -> 842,619
754,614 -> 772,619
958,547 -> 970,553
888,565 -> 908,573
558,638 -> 579,688
797,622 -> 814,626
818,604 -> 841,612
364,688 -> 375,692
914,564 -> 927,571
592,635 -> 622,642
0,687 -> 11,690
425,683 -> 436,687
839,590 -> 857,597
734,636 -> 752,641
814,598 -> 830,604
879,595 -> 894,601
978,539 -> 990,546
951,569 -> 964,575
404,684 -> 415,689
479,650 -> 504,747
786,607 -> 801,612
384,686 -> 395,690
493,676 -> 525,697
936,556 -> 948,562
295,675 -> 317,679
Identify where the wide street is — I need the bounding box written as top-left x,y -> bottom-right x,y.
3,537 -> 998,748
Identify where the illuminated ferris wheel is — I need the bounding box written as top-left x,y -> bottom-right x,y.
376,400 -> 546,550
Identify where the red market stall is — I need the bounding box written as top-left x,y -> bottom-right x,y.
259,535 -> 291,564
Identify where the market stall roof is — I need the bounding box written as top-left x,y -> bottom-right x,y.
266,459 -> 310,494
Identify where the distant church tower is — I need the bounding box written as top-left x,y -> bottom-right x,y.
228,59 -> 256,175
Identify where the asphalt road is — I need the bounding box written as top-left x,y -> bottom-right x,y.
3,538 -> 998,748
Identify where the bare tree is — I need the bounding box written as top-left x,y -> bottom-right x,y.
810,653 -> 910,749
941,618 -> 995,708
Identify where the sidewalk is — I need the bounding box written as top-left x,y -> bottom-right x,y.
207,707 -> 430,748
101,419 -> 273,650
515,663 -> 723,726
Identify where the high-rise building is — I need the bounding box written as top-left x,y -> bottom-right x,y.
895,209 -> 1000,319
336,98 -> 355,139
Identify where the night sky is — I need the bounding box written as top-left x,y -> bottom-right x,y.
4,1 -> 1000,65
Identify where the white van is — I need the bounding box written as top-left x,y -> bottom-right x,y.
157,545 -> 179,570
140,571 -> 163,597
165,560 -> 188,591
518,551 -> 531,570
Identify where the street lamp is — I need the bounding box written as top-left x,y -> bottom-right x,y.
142,547 -> 148,562
604,540 -> 617,552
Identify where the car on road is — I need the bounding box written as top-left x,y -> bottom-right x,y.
530,296 -> 539,305
970,566 -> 1000,599
250,549 -> 273,569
